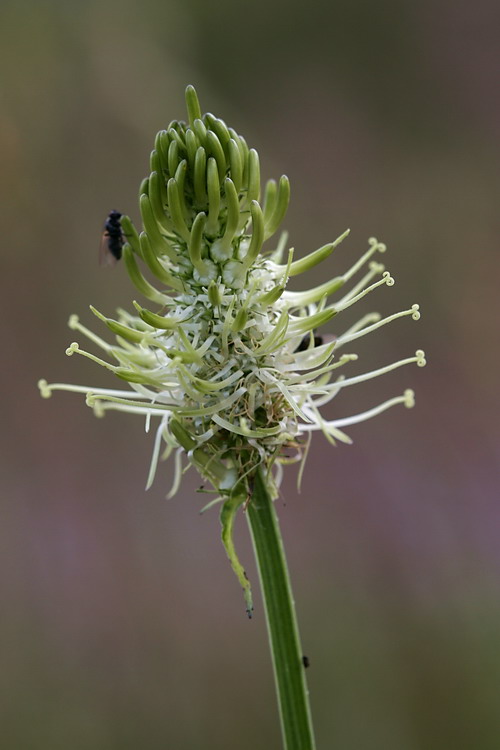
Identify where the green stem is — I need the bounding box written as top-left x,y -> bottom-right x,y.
246,467 -> 316,750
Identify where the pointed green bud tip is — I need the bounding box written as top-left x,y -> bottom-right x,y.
231,307 -> 248,332
207,280 -> 223,307
185,85 -> 202,126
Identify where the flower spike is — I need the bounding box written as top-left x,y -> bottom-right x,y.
39,85 -> 425,612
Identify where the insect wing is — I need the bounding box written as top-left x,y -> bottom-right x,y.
99,210 -> 124,266
99,230 -> 119,267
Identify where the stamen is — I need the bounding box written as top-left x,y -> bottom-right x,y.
404,388 -> 416,407
336,305 -> 421,347
300,389 -> 416,431
333,272 -> 394,314
341,237 -> 386,283
334,261 -> 385,308
37,379 -> 154,400
85,392 -> 173,412
87,395 -> 106,417
323,350 -> 426,391
336,312 -> 381,344
37,379 -> 53,398
68,315 -> 112,351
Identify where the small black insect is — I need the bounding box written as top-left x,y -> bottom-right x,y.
100,210 -> 124,266
296,333 -> 324,352
302,655 -> 310,668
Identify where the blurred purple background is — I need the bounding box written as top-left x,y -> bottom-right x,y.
1,1 -> 499,747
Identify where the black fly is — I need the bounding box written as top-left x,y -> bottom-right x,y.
100,210 -> 124,266
296,331 -> 336,353
296,333 -> 324,352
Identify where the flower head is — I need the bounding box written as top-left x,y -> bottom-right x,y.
39,86 -> 424,611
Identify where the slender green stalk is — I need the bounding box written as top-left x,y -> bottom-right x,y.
246,467 -> 316,750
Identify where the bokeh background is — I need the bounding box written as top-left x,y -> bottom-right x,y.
2,0 -> 499,748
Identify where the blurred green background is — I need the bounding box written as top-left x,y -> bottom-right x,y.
2,0 -> 499,748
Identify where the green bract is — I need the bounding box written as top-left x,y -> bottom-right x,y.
39,86 -> 425,611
